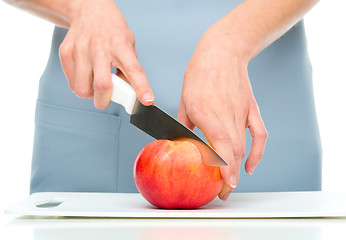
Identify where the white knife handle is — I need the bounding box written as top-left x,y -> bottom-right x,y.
110,73 -> 137,114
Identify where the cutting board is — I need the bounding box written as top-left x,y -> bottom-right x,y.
5,191 -> 346,218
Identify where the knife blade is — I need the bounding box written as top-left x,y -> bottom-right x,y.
110,73 -> 228,167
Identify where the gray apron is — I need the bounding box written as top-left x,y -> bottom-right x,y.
30,0 -> 322,194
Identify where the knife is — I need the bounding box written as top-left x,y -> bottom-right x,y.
110,73 -> 228,167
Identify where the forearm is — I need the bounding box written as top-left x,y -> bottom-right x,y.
220,0 -> 319,61
2,0 -> 116,28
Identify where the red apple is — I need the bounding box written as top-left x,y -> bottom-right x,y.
133,138 -> 223,209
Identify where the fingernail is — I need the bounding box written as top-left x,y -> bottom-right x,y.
249,166 -> 256,175
230,175 -> 237,188
143,93 -> 154,103
220,192 -> 231,201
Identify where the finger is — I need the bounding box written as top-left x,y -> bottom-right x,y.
245,108 -> 268,175
194,112 -> 236,189
177,96 -> 195,130
218,182 -> 234,201
218,126 -> 245,201
210,107 -> 246,183
74,40 -> 93,98
92,49 -> 112,109
235,115 -> 247,171
229,114 -> 246,184
191,109 -> 242,201
59,37 -> 75,91
116,49 -> 154,106
218,117 -> 245,201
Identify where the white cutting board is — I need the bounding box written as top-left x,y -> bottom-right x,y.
5,191 -> 346,218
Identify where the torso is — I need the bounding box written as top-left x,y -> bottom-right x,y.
31,0 -> 321,193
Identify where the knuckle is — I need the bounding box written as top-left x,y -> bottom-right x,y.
249,97 -> 259,109
185,100 -> 215,125
94,78 -> 112,91
74,38 -> 88,53
59,42 -> 73,59
233,150 -> 245,160
119,42 -> 135,55
75,87 -> 91,98
232,142 -> 245,159
123,31 -> 135,45
111,31 -> 135,48
255,128 -> 268,139
187,101 -> 207,118
123,62 -> 144,74
90,35 -> 106,50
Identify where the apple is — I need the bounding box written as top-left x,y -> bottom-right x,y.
133,138 -> 223,209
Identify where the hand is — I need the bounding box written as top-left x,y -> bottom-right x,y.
59,0 -> 154,109
177,19 -> 268,201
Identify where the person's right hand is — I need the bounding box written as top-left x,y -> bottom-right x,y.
59,0 -> 154,109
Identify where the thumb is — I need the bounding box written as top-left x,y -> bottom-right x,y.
177,97 -> 195,130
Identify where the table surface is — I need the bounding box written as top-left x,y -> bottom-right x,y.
1,213 -> 346,240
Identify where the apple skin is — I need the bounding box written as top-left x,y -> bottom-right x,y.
133,139 -> 223,209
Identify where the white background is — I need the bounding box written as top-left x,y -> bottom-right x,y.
0,0 -> 345,214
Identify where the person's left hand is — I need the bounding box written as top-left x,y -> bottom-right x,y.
177,18 -> 268,201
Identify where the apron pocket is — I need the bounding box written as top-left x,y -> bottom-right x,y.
30,100 -> 121,193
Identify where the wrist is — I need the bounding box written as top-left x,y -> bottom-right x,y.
59,0 -> 82,24
66,0 -> 117,25
212,18 -> 257,63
